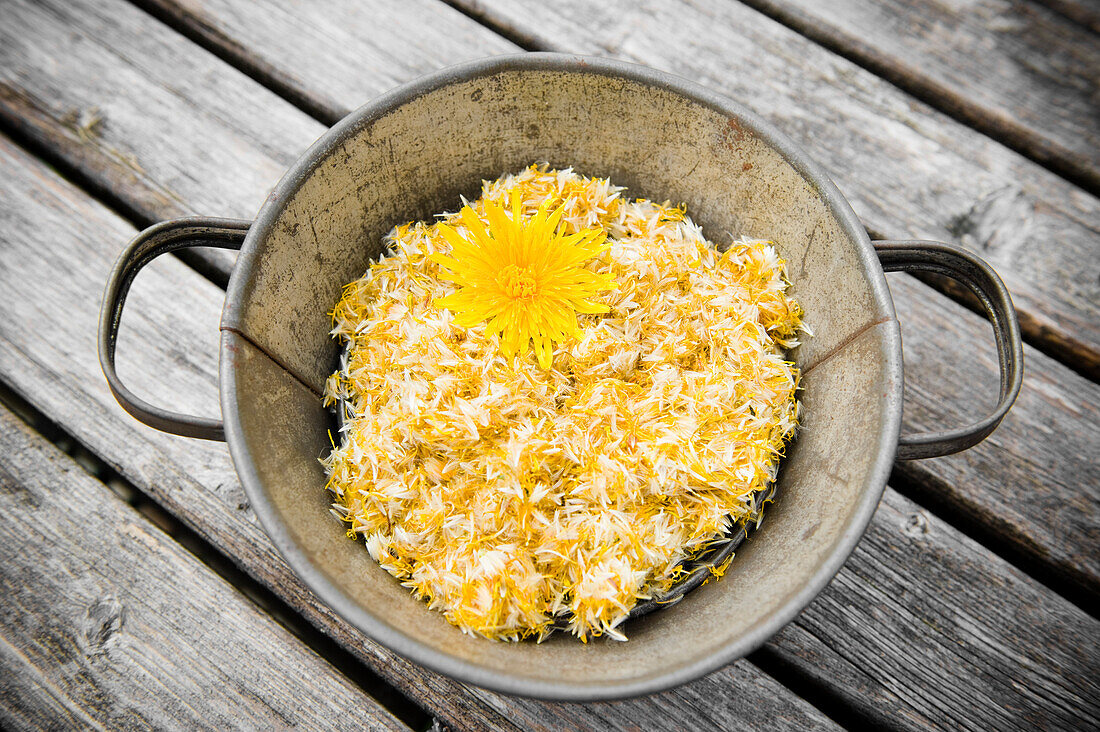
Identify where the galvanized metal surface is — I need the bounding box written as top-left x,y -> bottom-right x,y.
98,53 -> 1021,700
98,217 -> 250,440
873,240 -> 1023,459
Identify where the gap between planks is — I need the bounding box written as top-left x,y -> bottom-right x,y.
1031,0 -> 1100,34
129,0 -> 337,124
437,0 -> 549,54
731,0 -> 1100,196
0,403 -> 410,731
0,381 -> 435,732
0,86 -> 236,291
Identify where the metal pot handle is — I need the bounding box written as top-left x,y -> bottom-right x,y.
98,217 -> 251,441
874,240 -> 1023,460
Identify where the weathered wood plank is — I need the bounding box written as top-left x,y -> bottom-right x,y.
3,124 -> 1098,730
0,133 -> 837,730
0,0 -> 324,279
445,0 -> 1100,378
0,636 -> 103,731
132,0 -> 517,123
887,271 -> 1100,603
1033,0 -> 1100,33
0,407 -> 408,731
2,0 -> 1095,605
768,489 -> 1100,731
736,0 -> 1100,191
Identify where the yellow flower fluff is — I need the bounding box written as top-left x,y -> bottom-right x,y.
322,165 -> 802,642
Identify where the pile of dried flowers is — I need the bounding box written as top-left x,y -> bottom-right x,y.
322,165 -> 802,641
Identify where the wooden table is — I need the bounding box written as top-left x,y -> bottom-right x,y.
1,0 -> 1097,729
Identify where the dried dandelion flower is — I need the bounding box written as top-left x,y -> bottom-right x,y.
432,189 -> 616,368
322,165 -> 803,643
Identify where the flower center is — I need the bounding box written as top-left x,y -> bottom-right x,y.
497,264 -> 538,298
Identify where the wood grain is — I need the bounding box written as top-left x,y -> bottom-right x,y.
0,0 -> 323,279
1,0 -> 1095,601
132,0 -> 517,124
0,407 -> 407,731
3,125 -> 1098,729
767,489 -> 1100,731
736,0 -> 1100,190
0,131 -> 837,730
888,271 -> 1100,602
445,0 -> 1100,378
1033,0 -> 1100,33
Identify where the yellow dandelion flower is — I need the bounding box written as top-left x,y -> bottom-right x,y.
431,189 -> 616,368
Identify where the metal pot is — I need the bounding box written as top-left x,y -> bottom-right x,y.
99,54 -> 1022,700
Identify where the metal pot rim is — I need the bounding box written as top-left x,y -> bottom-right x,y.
220,52 -> 902,700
